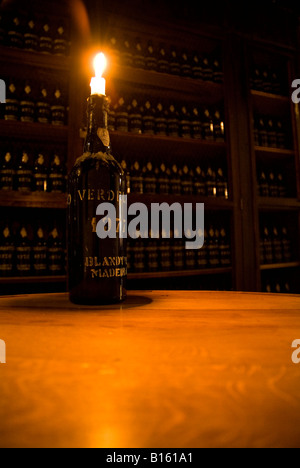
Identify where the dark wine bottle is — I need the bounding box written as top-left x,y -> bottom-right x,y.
6,13 -> 23,48
36,84 -> 51,124
4,80 -> 19,121
51,88 -> 66,126
23,13 -> 38,51
33,152 -> 48,192
53,21 -> 69,56
16,225 -> 32,276
48,226 -> 64,275
0,149 -> 15,191
67,93 -> 127,304
20,81 -> 35,123
133,37 -> 145,69
48,152 -> 65,193
32,225 -> 48,275
0,223 -> 15,277
16,150 -> 32,192
39,17 -> 53,54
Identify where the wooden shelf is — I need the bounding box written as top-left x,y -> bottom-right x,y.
255,146 -> 295,157
80,129 -> 227,161
128,267 -> 233,280
0,191 -> 67,209
260,262 -> 300,271
0,45 -> 70,73
0,276 -> 67,285
128,193 -> 233,210
0,120 -> 69,143
258,197 -> 300,211
109,65 -> 224,105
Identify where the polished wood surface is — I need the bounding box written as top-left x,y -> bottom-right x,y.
0,291 -> 300,448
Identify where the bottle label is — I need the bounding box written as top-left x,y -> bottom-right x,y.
97,128 -> 110,147
85,256 -> 127,279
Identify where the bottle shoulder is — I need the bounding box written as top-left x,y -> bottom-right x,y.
71,151 -> 124,176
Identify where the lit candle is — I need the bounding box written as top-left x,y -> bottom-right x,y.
90,52 -> 107,96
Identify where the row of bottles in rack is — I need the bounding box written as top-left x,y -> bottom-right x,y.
107,31 -> 223,83
0,222 -> 66,277
121,159 -> 229,199
0,10 -> 70,56
127,223 -> 231,274
260,224 -> 293,265
254,114 -> 291,150
0,146 -> 66,193
1,78 -> 68,126
107,95 -> 225,142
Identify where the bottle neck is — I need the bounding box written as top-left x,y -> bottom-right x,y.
84,94 -> 111,154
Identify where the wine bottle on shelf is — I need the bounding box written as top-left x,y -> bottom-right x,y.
169,46 -> 181,75
197,228 -> 208,268
206,167 -> 217,197
48,227 -> 64,275
145,40 -> 157,71
0,150 -> 15,191
258,117 -> 268,147
267,118 -> 277,148
170,164 -> 181,195
167,104 -> 179,138
179,105 -> 191,139
0,224 -> 15,277
258,170 -> 269,197
155,102 -> 167,136
202,108 -> 214,141
191,51 -> 203,79
68,93 -> 127,304
191,106 -> 202,140
157,163 -> 170,195
202,56 -> 213,81
39,17 -> 53,54
4,80 -> 19,121
48,152 -> 65,193
143,162 -> 157,194
53,21 -> 69,56
207,226 -> 220,267
216,167 -> 228,198
277,172 -> 287,198
23,13 -> 38,51
15,150 -> 32,192
16,225 -> 32,276
51,88 -> 66,126
128,98 -> 142,134
194,166 -> 206,197
120,160 -> 131,194
6,13 -> 23,48
32,225 -> 48,275
182,165 -> 193,196
275,120 -> 286,149
268,170 -> 279,198
212,54 -> 223,84
219,226 -> 231,266
159,233 -> 172,272
115,96 -> 129,132
213,109 -> 225,142
180,49 -> 192,78
146,233 -> 159,273
33,152 -> 48,192
172,230 -> 184,271
157,43 -> 170,74
142,99 -> 155,135
36,84 -> 51,124
107,30 -> 120,64
20,81 -> 35,123
262,226 -> 274,264
133,37 -> 145,69
130,161 -> 143,194
120,35 -> 133,67
185,230 -> 196,270
132,234 -> 145,273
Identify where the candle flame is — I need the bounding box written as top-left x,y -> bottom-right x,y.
93,53 -> 107,78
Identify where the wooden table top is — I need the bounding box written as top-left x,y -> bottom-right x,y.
0,290 -> 300,448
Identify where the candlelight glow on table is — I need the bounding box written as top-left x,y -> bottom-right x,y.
90,52 -> 107,96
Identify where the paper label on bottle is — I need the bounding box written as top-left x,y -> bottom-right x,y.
97,128 -> 110,147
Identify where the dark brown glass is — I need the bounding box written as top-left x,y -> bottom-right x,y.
67,94 -> 127,305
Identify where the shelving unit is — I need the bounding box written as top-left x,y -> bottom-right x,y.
0,0 -> 299,294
